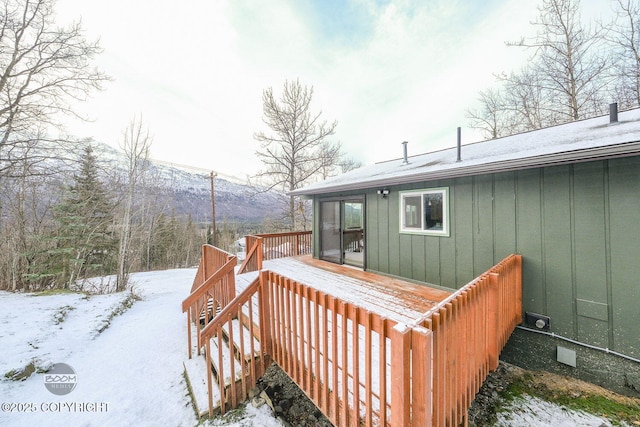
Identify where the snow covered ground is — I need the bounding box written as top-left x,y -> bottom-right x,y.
0,268 -> 629,426
495,395 -> 629,427
0,269 -> 280,427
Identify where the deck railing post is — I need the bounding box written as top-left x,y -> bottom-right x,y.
487,273 -> 500,371
515,255 -> 523,324
258,270 -> 272,357
205,339 -> 214,418
257,238 -> 264,270
201,245 -> 208,284
186,313 -> 192,358
228,256 -> 236,304
390,323 -> 411,426
410,326 -> 433,426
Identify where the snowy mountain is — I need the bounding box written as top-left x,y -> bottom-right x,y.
93,143 -> 283,224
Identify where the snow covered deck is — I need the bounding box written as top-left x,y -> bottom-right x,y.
242,255 -> 452,325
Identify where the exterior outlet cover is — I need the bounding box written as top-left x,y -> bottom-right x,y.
525,312 -> 551,330
557,346 -> 577,367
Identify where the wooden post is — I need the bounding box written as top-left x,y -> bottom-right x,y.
206,340 -> 214,418
228,261 -> 236,303
210,171 -> 217,247
186,314 -> 192,358
411,326 -> 433,426
390,323 -> 411,426
202,245 -> 208,283
363,311 -> 373,427
257,238 -> 264,270
515,255 -> 523,324
487,273 -> 500,371
379,319 -> 388,426
258,271 -> 272,358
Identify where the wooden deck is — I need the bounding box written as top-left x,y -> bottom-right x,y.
254,255 -> 452,325
183,232 -> 523,426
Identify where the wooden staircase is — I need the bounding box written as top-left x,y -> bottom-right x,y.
181,232 -> 311,419
184,306 -> 263,417
181,246 -> 267,418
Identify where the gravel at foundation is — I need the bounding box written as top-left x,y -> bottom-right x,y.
254,364 -> 334,427
253,362 -> 513,427
252,361 -> 637,427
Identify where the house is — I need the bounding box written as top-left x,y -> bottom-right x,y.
290,105 -> 640,397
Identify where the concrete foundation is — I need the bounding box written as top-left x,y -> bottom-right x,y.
500,327 -> 640,398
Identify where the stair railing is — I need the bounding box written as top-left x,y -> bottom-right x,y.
182,245 -> 237,357
199,277 -> 270,417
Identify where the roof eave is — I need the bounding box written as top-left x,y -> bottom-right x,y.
291,141 -> 640,196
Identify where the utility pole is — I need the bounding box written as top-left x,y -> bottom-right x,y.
146,158 -> 242,248
210,171 -> 217,247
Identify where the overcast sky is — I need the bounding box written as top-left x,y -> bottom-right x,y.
53,0 -> 609,180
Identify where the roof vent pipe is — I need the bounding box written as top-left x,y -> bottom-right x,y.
456,127 -> 462,162
610,102 -> 618,123
402,141 -> 409,165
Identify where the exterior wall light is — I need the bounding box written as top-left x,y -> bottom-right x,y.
377,189 -> 390,198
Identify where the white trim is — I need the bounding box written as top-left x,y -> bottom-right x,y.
399,187 -> 450,237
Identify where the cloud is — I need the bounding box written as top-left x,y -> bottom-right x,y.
52,0 -> 567,178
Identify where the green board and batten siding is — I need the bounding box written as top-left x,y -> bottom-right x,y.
312,157 -> 640,358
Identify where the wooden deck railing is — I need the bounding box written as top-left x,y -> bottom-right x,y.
186,244 -> 522,426
237,231 -> 312,274
182,245 -> 237,357
417,254 -> 523,426
260,269 -> 412,427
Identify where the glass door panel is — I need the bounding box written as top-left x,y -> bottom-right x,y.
320,200 -> 341,263
343,201 -> 364,268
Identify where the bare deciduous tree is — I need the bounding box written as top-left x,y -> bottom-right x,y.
501,67 -> 552,131
0,152 -> 57,290
509,0 -> 608,121
254,79 -> 338,230
116,117 -> 151,292
468,0 -> 615,140
0,0 -> 108,175
606,0 -> 640,109
466,87 -> 511,139
338,157 -> 362,174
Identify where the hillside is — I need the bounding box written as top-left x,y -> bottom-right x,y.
94,143 -> 283,224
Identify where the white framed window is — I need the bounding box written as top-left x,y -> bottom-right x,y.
400,188 -> 449,236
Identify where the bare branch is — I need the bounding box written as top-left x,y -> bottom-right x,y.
253,79 -> 350,229
0,0 -> 110,174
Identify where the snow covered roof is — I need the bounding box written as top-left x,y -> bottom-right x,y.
292,108 -> 640,196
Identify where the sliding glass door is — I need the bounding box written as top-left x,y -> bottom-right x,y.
319,197 -> 365,268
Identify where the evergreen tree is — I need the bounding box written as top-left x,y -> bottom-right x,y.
49,145 -> 116,288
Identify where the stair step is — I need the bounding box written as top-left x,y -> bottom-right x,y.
185,283 -> 263,418
222,318 -> 261,361
199,298 -> 221,324
209,331 -> 247,387
183,355 -> 221,418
